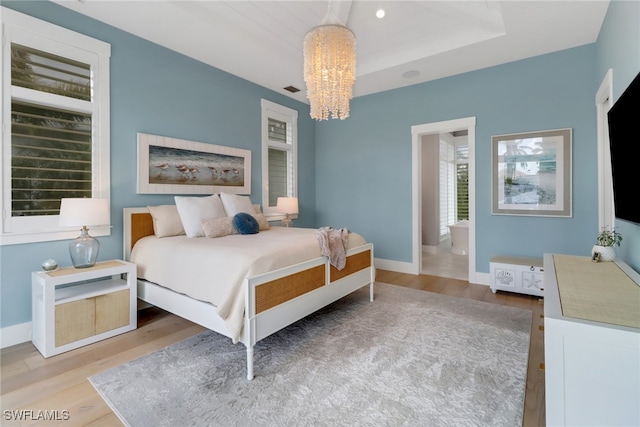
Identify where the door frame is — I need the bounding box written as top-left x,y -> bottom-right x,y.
411,117 -> 477,282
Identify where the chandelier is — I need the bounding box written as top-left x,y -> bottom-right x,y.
303,18 -> 356,120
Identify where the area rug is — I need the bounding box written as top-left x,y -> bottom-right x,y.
89,283 -> 531,427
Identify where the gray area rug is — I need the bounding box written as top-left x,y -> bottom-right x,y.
90,283 -> 532,427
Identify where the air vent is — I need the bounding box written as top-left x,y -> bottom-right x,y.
284,86 -> 300,93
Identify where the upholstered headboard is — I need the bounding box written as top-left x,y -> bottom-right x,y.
123,207 -> 154,261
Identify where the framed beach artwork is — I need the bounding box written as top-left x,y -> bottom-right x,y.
137,133 -> 251,194
492,128 -> 572,217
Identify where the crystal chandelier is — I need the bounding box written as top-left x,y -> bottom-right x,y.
303,18 -> 356,120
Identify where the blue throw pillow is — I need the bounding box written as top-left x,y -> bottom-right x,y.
233,212 -> 259,235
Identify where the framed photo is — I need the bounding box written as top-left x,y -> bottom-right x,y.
492,128 -> 572,217
137,133 -> 251,195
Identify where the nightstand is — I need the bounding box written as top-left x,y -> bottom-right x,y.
32,260 -> 137,357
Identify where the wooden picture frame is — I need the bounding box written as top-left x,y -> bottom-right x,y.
492,128 -> 572,217
137,133 -> 251,195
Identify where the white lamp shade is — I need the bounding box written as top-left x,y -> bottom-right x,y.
276,197 -> 299,214
59,198 -> 110,227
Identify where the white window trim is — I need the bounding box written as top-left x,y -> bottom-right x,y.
595,68 -> 615,230
454,136 -> 469,222
1,7 -> 111,245
439,132 -> 455,238
260,99 -> 297,218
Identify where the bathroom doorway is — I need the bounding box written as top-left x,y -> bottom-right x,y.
421,130 -> 469,280
411,117 -> 477,283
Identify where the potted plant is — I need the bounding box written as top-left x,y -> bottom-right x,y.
591,226 -> 623,262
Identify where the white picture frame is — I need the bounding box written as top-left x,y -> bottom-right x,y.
137,133 -> 251,195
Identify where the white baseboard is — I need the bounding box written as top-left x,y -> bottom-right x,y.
374,258 -> 415,274
422,245 -> 438,254
1,321 -> 32,349
376,257 -> 490,286
472,271 -> 490,286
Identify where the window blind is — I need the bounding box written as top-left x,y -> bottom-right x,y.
267,117 -> 293,207
439,140 -> 455,237
11,44 -> 91,100
10,43 -> 92,217
268,118 -> 287,144
456,144 -> 469,221
268,148 -> 288,206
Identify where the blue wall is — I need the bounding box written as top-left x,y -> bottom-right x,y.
0,0 -> 316,329
1,0 -> 638,331
595,0 -> 640,271
316,46 -> 599,270
316,0 -> 639,273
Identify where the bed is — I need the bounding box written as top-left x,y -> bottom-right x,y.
123,207 -> 375,379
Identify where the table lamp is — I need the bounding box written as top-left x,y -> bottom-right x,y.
276,197 -> 298,227
58,198 -> 109,268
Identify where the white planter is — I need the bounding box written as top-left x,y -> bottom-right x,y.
591,245 -> 616,262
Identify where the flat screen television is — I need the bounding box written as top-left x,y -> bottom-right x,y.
607,70 -> 640,225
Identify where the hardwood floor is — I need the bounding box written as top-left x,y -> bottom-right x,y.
1,270 -> 545,426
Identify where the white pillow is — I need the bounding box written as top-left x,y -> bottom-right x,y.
174,195 -> 227,238
220,193 -> 254,216
147,205 -> 185,238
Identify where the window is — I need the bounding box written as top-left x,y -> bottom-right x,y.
439,136 -> 455,237
261,99 -> 297,217
1,7 -> 111,245
439,132 -> 469,237
456,144 -> 469,221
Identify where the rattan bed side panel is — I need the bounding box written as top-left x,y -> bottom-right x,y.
131,212 -> 154,249
330,249 -> 372,282
255,265 -> 326,314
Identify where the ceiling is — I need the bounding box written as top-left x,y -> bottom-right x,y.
52,1 -> 610,104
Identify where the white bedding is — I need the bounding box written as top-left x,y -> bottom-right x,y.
131,227 -> 366,342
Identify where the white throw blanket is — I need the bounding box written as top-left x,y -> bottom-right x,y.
316,227 -> 349,270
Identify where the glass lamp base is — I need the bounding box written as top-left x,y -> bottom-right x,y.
69,227 -> 100,268
281,214 -> 292,228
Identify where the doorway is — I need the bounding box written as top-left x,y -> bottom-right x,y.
421,130 -> 469,280
411,117 -> 477,283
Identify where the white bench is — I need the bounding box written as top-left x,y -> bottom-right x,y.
489,255 -> 544,297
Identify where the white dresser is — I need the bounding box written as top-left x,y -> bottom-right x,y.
543,254 -> 640,427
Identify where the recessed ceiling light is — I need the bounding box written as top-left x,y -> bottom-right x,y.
402,70 -> 420,79
376,9 -> 385,19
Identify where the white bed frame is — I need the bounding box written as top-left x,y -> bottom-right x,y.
123,207 -> 375,379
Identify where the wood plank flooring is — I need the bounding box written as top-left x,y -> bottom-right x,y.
1,270 -> 545,426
